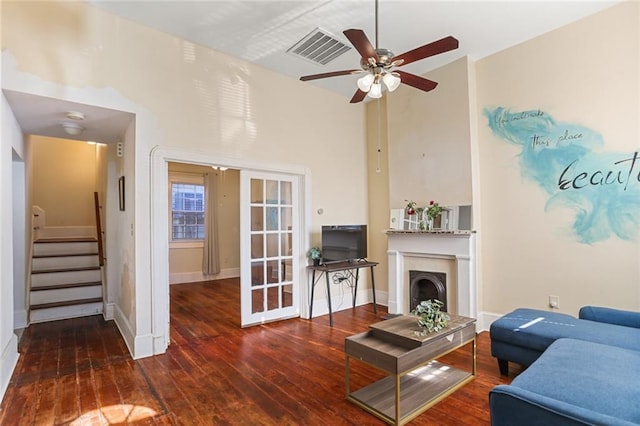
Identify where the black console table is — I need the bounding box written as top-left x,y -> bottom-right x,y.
307,260 -> 378,326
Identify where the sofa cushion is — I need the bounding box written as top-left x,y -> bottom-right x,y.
490,308 -> 640,353
490,338 -> 640,425
579,306 -> 640,328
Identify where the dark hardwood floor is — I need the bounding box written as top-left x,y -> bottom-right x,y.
0,278 -> 520,425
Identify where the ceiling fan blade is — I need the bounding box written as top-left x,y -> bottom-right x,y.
396,71 -> 438,92
350,89 -> 368,104
343,29 -> 379,63
393,36 -> 459,67
300,69 -> 361,81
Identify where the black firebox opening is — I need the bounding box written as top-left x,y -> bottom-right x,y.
409,270 -> 447,312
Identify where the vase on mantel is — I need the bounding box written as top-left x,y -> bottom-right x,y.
425,217 -> 434,231
418,213 -> 434,231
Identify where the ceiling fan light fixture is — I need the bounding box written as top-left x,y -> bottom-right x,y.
357,73 -> 375,92
368,81 -> 383,99
383,72 -> 401,92
61,122 -> 85,136
298,0 -> 459,103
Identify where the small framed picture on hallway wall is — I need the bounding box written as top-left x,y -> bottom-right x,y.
119,176 -> 125,211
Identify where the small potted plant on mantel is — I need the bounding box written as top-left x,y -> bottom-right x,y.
425,200 -> 443,230
307,246 -> 322,266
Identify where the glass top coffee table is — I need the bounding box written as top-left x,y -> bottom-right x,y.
345,314 -> 476,425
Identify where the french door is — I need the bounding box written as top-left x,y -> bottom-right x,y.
240,171 -> 299,327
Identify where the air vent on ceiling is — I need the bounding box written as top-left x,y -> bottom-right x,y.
287,27 -> 351,66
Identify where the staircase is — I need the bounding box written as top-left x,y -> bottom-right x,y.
30,237 -> 104,323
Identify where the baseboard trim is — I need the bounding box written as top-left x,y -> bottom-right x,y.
169,268 -> 239,285
307,293 -> 497,334
13,309 -> 27,330
478,311 -> 502,333
308,287 -> 389,319
103,302 -> 115,321
113,304 -> 136,358
0,333 -> 19,404
133,333 -> 155,360
113,303 -> 157,360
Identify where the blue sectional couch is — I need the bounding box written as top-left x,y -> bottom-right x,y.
489,306 -> 640,425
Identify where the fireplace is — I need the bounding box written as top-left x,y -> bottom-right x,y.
387,230 -> 476,318
409,270 -> 447,312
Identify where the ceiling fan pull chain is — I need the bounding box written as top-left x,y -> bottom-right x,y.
375,0 -> 379,49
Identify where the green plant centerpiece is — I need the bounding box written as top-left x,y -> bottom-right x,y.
307,246 -> 322,266
411,299 -> 450,335
426,200 -> 443,221
425,200 -> 443,230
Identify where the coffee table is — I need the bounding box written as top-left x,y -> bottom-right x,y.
345,314 -> 476,425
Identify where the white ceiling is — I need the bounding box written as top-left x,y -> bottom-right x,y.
3,90 -> 134,144
5,1 -> 621,144
89,0 -> 621,100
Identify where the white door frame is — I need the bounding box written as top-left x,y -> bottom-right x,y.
149,147 -> 311,352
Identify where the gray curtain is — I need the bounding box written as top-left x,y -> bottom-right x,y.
202,172 -> 220,275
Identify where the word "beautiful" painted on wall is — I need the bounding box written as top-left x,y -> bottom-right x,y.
484,107 -> 639,244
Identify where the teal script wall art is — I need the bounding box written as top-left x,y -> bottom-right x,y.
484,107 -> 640,244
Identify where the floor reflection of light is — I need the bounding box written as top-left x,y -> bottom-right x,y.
70,404 -> 157,425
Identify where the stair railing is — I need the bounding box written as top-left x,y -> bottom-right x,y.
32,205 -> 45,241
94,192 -> 105,267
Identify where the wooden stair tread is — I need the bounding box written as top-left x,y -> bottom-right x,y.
31,266 -> 101,274
32,252 -> 99,259
30,297 -> 103,310
31,281 -> 102,292
34,237 -> 97,243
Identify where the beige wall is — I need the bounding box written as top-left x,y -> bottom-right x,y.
30,136 -> 99,227
475,2 -> 640,315
366,97 -> 390,294
370,56 -> 474,300
167,162 -> 240,279
387,56 -> 474,209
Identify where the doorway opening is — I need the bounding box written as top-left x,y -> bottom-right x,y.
151,149 -> 309,351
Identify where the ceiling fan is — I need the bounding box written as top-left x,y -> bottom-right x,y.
299,0 -> 459,103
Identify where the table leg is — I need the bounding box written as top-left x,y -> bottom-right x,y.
370,265 -> 377,313
352,267 -> 359,308
472,336 -> 477,376
326,271 -> 333,326
395,373 -> 401,424
309,270 -> 316,319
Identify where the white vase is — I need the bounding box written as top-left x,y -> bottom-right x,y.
426,217 -> 434,230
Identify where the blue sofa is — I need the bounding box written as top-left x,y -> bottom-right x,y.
490,306 -> 640,375
489,306 -> 640,425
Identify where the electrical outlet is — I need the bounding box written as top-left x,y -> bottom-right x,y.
549,295 -> 560,309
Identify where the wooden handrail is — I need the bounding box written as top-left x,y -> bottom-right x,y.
94,192 -> 105,267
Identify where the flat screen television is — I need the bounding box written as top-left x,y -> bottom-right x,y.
321,225 -> 367,263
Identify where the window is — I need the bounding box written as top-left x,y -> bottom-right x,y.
171,182 -> 205,240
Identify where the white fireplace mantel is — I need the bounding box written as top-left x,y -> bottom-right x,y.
387,230 -> 476,318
